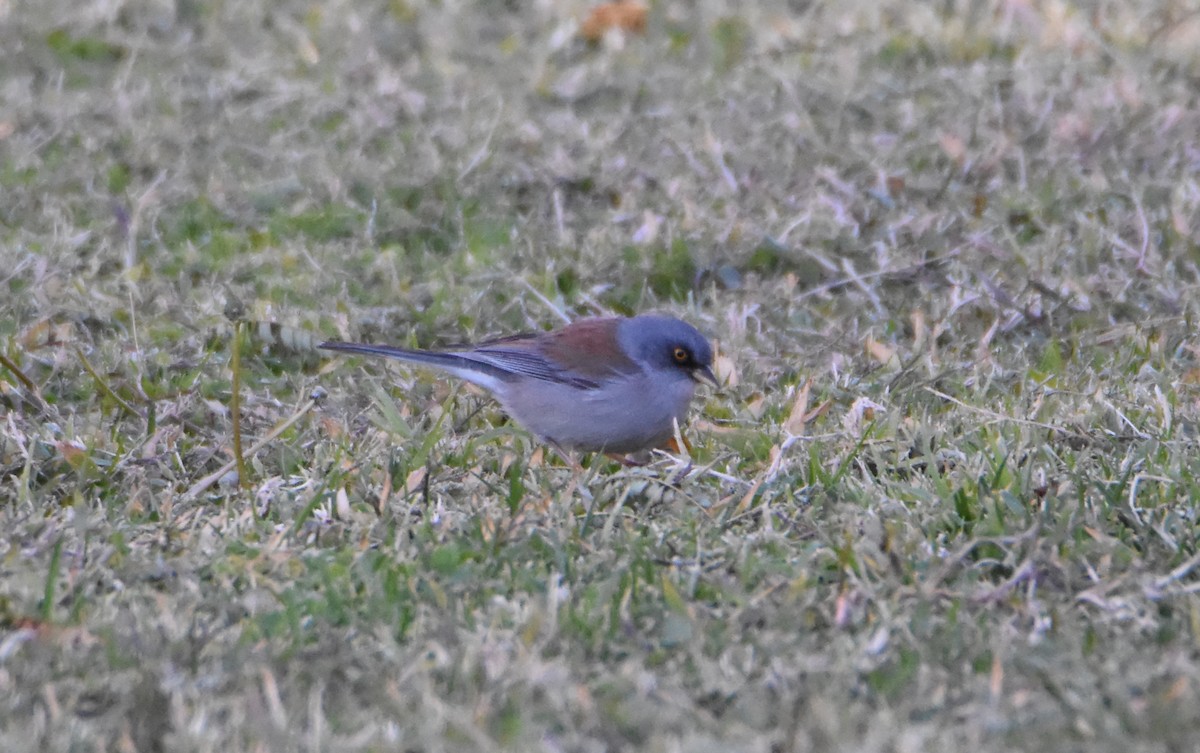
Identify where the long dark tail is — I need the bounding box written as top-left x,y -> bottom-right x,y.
318,340 -> 511,385
319,341 -> 466,368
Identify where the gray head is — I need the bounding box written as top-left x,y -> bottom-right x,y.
616,315 -> 716,384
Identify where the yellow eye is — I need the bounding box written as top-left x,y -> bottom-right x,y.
673,347 -> 689,363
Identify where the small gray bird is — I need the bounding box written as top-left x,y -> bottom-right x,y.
320,314 -> 716,454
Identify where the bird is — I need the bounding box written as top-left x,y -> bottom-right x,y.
319,314 -> 717,455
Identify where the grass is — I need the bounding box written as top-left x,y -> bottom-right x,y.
3,0 -> 1200,750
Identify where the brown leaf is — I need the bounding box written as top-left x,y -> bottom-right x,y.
19,319 -> 75,350
865,336 -> 899,368
580,1 -> 648,42
784,379 -> 812,435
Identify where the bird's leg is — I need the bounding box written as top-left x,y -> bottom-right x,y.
545,439 -> 586,472
604,429 -> 692,466
663,434 -> 692,454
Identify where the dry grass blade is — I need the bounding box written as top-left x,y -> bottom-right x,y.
182,398 -> 318,500
0,351 -> 49,413
75,346 -> 145,421
230,321 -> 247,490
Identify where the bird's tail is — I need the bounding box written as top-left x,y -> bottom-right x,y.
318,341 -> 510,390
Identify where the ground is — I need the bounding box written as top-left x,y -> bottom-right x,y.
2,0 -> 1200,751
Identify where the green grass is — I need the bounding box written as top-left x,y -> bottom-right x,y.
3,0 -> 1200,750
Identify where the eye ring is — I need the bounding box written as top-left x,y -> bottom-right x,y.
672,347 -> 689,363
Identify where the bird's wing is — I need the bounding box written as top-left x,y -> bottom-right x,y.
461,345 -> 603,389
465,319 -> 640,390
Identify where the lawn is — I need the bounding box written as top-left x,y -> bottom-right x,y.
3,0 -> 1200,750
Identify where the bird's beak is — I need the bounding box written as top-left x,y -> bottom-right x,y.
692,366 -> 719,388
